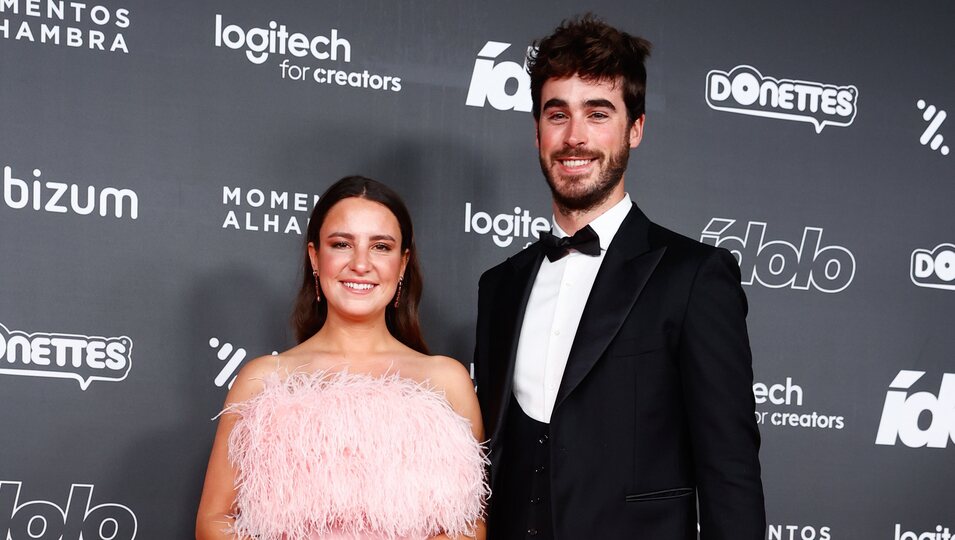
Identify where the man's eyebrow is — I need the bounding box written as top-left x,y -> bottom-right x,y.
584,98 -> 616,110
542,98 -> 568,110
542,98 -> 617,111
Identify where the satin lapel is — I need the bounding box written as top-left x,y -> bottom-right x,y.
554,205 -> 665,409
490,245 -> 545,445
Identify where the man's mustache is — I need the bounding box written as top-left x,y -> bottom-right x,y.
549,148 -> 604,161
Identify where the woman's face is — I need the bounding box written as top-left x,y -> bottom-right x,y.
309,197 -> 408,321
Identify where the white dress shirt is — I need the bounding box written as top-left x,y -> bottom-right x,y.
512,195 -> 633,423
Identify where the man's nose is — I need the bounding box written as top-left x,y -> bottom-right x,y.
564,117 -> 587,147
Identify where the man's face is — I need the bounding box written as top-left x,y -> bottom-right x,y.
536,75 -> 644,213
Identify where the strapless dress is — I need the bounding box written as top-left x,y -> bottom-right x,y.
223,370 -> 487,540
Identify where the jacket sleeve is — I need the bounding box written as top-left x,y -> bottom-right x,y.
473,269 -> 497,443
678,247 -> 766,540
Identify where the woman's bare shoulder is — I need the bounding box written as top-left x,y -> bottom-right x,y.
226,347 -> 316,403
413,355 -> 474,401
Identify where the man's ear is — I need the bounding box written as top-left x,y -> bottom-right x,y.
629,114 -> 645,149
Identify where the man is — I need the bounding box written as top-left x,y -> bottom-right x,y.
474,14 -> 765,540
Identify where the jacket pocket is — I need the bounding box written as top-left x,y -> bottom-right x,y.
625,487 -> 695,502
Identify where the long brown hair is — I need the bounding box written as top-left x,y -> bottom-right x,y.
291,176 -> 428,353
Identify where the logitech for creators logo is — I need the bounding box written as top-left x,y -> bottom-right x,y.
464,202 -> 550,248
213,13 -> 402,92
706,65 -> 858,133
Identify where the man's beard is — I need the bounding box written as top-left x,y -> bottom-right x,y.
540,139 -> 630,214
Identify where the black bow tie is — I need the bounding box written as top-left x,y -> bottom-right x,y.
540,225 -> 601,262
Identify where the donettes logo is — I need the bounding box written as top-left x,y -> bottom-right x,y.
911,243 -> 955,291
0,322 -> 132,390
706,65 -> 858,133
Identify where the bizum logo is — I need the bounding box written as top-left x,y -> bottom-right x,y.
3,165 -> 139,219
465,41 -> 532,112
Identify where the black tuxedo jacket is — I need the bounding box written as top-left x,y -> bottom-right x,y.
475,204 -> 765,539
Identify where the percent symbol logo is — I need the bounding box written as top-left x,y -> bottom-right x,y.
917,99 -> 949,156
209,337 -> 247,388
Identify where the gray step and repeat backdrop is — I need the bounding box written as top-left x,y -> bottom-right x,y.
1,1 -> 953,538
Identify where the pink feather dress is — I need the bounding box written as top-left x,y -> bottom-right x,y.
223,370 -> 488,540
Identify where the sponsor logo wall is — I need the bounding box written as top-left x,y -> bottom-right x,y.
1,1 -> 952,537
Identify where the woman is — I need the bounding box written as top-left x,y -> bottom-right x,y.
196,176 -> 487,540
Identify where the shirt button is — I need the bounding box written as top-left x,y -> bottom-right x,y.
535,466 -> 546,473
528,529 -> 539,536
538,434 -> 549,444
553,329 -> 560,336
530,497 -> 543,504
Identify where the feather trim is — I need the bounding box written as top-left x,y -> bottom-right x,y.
222,370 -> 488,540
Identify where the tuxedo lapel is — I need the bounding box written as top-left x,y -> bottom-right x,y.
554,205 -> 665,409
489,245 -> 545,445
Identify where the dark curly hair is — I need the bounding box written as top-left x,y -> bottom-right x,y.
528,13 -> 652,125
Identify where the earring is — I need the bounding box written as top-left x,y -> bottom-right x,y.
393,277 -> 403,308
313,271 -> 321,302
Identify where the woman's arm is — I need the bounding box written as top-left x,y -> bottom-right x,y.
195,357 -> 272,540
431,357 -> 487,540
